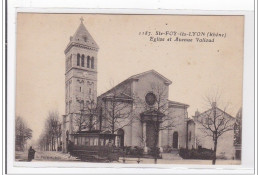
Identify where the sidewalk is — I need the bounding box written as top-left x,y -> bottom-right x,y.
15,150 -> 79,162
34,151 -> 78,161
15,151 -> 28,161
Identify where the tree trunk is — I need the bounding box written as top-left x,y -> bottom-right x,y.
154,157 -> 157,164
212,139 -> 217,165
153,128 -> 159,164
52,138 -> 54,151
57,136 -> 59,151
89,115 -> 93,131
112,115 -> 115,144
99,108 -> 103,131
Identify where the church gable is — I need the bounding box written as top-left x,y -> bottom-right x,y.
194,107 -> 235,121
128,70 -> 172,85
98,70 -> 172,104
132,70 -> 170,98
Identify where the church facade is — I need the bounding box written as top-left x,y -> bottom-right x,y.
97,70 -> 193,152
62,20 -> 237,159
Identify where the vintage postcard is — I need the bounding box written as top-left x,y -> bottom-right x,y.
15,13 -> 244,165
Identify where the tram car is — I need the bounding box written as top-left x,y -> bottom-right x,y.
69,130 -> 121,162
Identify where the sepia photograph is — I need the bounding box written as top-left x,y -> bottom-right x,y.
15,13 -> 244,165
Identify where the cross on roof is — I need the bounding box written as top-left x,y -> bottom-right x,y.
80,17 -> 84,23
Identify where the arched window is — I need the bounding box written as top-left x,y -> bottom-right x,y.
81,55 -> 85,67
91,57 -> 94,69
77,54 -> 80,66
173,132 -> 178,148
87,56 -> 90,68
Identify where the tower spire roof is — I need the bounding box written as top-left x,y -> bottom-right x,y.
65,18 -> 99,53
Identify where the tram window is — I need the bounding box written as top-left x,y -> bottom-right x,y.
105,139 -> 109,145
77,137 -> 80,145
86,138 -> 90,146
74,137 -> 78,145
80,137 -> 83,145
81,137 -> 86,145
94,138 -> 98,146
100,139 -> 104,146
90,138 -> 94,146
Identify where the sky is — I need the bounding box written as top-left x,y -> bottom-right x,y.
16,13 -> 244,141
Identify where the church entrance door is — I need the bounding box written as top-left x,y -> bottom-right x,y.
146,122 -> 157,148
173,132 -> 178,148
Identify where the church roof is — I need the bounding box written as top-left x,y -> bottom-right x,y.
168,100 -> 189,108
65,19 -> 99,53
192,107 -> 235,120
236,107 -> 242,120
127,70 -> 172,85
102,93 -> 133,102
98,70 -> 172,99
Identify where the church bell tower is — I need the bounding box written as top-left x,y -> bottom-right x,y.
64,17 -> 99,132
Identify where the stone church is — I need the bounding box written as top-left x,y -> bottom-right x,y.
62,19 -> 237,159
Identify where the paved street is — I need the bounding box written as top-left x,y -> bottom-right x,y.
118,157 -> 241,165
15,151 -> 241,165
15,151 -> 28,161
15,150 -> 78,162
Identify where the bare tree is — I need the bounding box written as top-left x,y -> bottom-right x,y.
48,111 -> 61,151
99,83 -> 134,142
195,136 -> 202,148
38,132 -> 50,151
135,82 -> 178,164
38,133 -> 45,151
136,130 -> 146,148
39,130 -> 54,152
74,102 -> 87,132
74,92 -> 100,132
15,116 -> 32,151
84,93 -> 100,131
38,110 -> 61,151
195,95 -> 235,165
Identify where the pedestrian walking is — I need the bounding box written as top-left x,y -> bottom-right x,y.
28,146 -> 36,162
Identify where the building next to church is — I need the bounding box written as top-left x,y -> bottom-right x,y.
62,19 -> 238,159
192,104 -> 237,159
